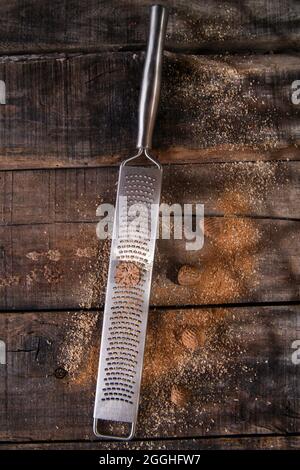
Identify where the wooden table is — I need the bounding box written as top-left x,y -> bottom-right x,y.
0,0 -> 300,450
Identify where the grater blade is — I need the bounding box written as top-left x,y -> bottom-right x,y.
93,4 -> 168,440
94,157 -> 162,439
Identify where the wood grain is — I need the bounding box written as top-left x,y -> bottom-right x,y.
0,163 -> 300,310
1,161 -> 300,224
1,218 -> 300,310
0,0 -> 299,451
0,52 -> 299,169
0,305 -> 299,440
0,1 -> 299,54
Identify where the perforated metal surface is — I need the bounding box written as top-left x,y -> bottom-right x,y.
94,164 -> 162,424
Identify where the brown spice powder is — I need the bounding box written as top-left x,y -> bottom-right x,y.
57,311 -> 99,376
79,236 -> 110,309
141,308 -> 257,434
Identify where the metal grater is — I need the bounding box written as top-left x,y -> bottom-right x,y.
93,5 -> 169,440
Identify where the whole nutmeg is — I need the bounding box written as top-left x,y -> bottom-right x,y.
114,261 -> 140,287
177,265 -> 201,286
181,327 -> 206,352
170,385 -> 189,408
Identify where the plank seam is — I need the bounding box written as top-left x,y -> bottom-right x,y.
1,431 -> 300,445
0,300 -> 300,315
0,45 -> 298,60
1,213 -> 300,229
0,159 -> 300,174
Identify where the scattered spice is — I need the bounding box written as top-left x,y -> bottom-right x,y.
214,161 -> 283,215
43,265 -> 62,284
25,269 -> 39,287
162,54 -> 279,151
57,311 -> 99,376
167,4 -> 243,44
47,250 -> 61,262
26,251 -> 40,261
78,235 -> 110,309
0,275 -> 20,288
141,308 -> 257,435
76,247 -> 97,258
26,249 -> 61,262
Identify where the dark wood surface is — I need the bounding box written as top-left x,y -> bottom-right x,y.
1,217 -> 300,310
0,0 -> 299,451
0,1 -> 299,54
0,306 -> 299,441
0,52 -> 299,169
0,163 -> 300,311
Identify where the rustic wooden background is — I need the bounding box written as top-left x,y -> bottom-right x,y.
0,0 -> 300,450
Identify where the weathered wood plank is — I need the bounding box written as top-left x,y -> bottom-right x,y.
0,306 -> 299,440
0,52 -> 299,169
1,218 -> 300,310
1,162 -> 300,224
1,436 -> 300,450
0,1 -> 299,54
0,162 -> 300,310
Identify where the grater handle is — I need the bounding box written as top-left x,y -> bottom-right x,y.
136,4 -> 168,149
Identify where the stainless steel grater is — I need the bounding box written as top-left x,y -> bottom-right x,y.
93,5 -> 168,440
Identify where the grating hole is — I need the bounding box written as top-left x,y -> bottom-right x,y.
100,168 -> 159,405
105,367 -> 135,378
101,397 -> 133,403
